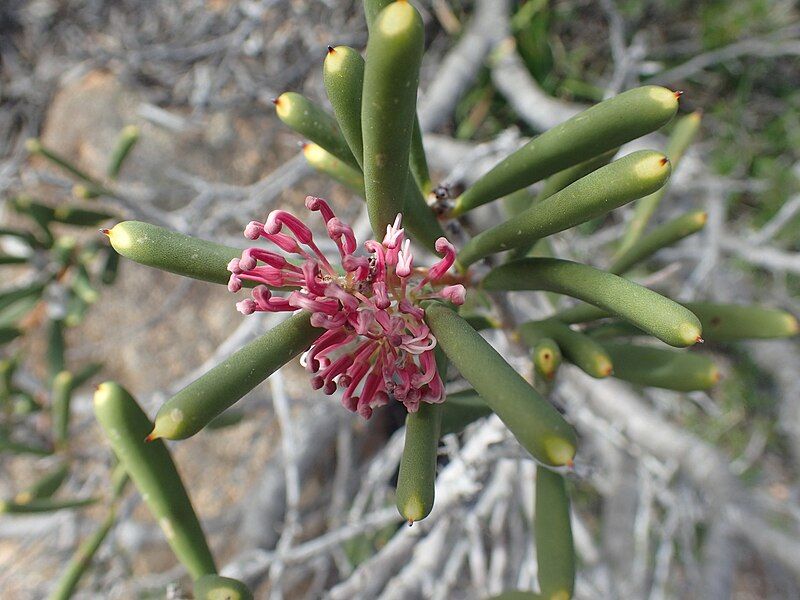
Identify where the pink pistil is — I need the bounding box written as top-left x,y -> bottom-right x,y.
228,201 -> 466,418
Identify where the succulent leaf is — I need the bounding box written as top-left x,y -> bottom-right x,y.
14,463 -> 69,505
520,319 -> 612,379
396,400 -> 442,523
106,221 -> 247,286
303,143 -> 365,195
424,303 -> 577,466
0,497 -> 97,514
193,574 -> 254,600
458,150 -> 672,267
452,86 -> 680,215
684,302 -> 799,341
617,111 -> 702,254
51,370 -> 74,449
93,381 -> 217,579
274,92 -> 359,169
535,466 -> 575,600
149,312 -> 321,440
362,0 -> 425,235
107,124 -> 140,179
323,44 -> 445,251
557,302 -> 799,342
600,342 -> 719,391
48,509 -> 117,600
532,337 -> 562,382
610,210 -> 707,274
485,258 -> 702,347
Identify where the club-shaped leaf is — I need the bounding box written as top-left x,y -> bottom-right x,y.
553,303 -> 609,325
610,210 -> 707,274
273,92 -> 358,169
396,401 -> 442,523
52,205 -> 115,227
458,151 -> 671,267
93,381 -> 217,579
0,282 -> 46,327
520,319 -> 612,379
684,303 -> 799,341
0,497 -> 97,514
425,303 -> 577,466
558,302 -> 799,343
364,0 -> 392,31
14,463 -> 69,504
149,312 -> 320,440
451,86 -> 680,215
508,150 -> 618,260
535,467 -> 575,600
323,46 -> 366,163
47,319 -> 65,383
600,342 -> 720,391
362,1 -> 425,235
502,189 -> 535,218
51,370 -> 74,449
49,510 -> 117,600
194,575 -> 254,600
409,118 -> 432,195
323,45 -> 445,251
303,142 -> 365,195
617,111 -> 702,254
535,149 -> 619,204
0,437 -> 53,456
105,221 -> 244,286
362,4 -> 431,195
48,467 -> 128,600
101,245 -> 120,284
532,337 -> 562,382
484,258 -> 702,347
25,138 -> 105,189
107,124 -> 140,179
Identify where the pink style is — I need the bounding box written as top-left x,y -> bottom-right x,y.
227,196 -> 466,418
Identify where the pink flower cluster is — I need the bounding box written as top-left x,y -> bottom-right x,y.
227,196 -> 466,418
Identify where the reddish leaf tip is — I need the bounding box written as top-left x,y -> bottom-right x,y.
327,45 -> 335,54
674,90 -> 684,99
100,228 -> 110,236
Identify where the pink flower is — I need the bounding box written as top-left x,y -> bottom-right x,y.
229,196 -> 466,417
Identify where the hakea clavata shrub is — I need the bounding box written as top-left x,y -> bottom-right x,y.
43,1 -> 797,597
226,196 -> 465,417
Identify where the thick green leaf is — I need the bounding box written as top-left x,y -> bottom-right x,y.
485,258 -> 702,347
94,382 -> 217,579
